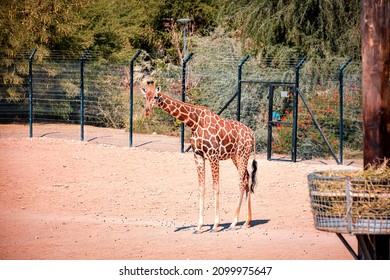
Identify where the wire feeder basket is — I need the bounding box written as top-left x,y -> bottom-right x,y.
307,171 -> 390,234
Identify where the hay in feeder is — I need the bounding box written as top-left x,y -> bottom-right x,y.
308,160 -> 390,234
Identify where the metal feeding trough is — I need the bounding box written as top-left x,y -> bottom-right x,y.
307,170 -> 390,259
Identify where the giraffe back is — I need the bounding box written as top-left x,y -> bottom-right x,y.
191,108 -> 254,161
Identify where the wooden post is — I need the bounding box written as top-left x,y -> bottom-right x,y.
361,0 -> 390,167
359,0 -> 390,260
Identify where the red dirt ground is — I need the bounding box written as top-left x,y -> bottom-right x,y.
0,123 -> 362,259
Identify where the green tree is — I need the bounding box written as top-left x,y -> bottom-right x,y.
78,0 -> 159,62
218,0 -> 360,60
0,0 -> 89,57
77,0 -> 218,62
0,0 -> 89,102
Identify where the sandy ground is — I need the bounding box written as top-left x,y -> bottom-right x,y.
0,123 -> 362,260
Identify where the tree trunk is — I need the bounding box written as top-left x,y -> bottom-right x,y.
360,0 -> 390,260
361,0 -> 390,168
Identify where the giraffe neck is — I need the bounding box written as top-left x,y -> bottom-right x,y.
156,93 -> 200,131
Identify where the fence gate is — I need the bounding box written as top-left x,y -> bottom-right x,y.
266,83 -> 296,161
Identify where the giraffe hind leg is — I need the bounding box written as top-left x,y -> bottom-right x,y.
244,190 -> 252,228
228,160 -> 251,230
244,159 -> 257,228
229,185 -> 252,230
228,189 -> 245,230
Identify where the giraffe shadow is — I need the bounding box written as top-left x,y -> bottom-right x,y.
39,132 -> 60,137
87,135 -> 111,142
174,219 -> 270,233
135,141 -> 156,148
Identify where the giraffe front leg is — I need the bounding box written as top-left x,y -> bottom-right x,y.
194,154 -> 205,234
210,158 -> 220,232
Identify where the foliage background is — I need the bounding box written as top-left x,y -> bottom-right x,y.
0,0 -> 361,62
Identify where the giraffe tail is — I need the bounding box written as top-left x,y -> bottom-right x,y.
250,158 -> 257,193
250,136 -> 257,193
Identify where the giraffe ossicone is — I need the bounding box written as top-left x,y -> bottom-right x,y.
141,81 -> 258,233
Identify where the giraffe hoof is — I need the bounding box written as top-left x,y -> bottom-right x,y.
226,226 -> 236,231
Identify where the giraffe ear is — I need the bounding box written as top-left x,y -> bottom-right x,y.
141,88 -> 147,95
156,86 -> 161,94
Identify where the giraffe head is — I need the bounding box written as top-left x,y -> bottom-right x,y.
141,81 -> 161,117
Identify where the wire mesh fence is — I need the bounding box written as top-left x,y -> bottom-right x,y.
0,56 -> 29,123
33,59 -> 80,123
1,50 -> 137,132
297,60 -> 362,160
0,48 -> 363,161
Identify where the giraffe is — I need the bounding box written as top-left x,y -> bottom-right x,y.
141,81 -> 257,233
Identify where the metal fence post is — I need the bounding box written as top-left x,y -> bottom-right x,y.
80,50 -> 90,141
237,55 -> 250,121
181,52 -> 193,153
338,57 -> 352,165
129,49 -> 142,147
267,83 -> 274,160
28,48 -> 37,138
292,56 -> 307,162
